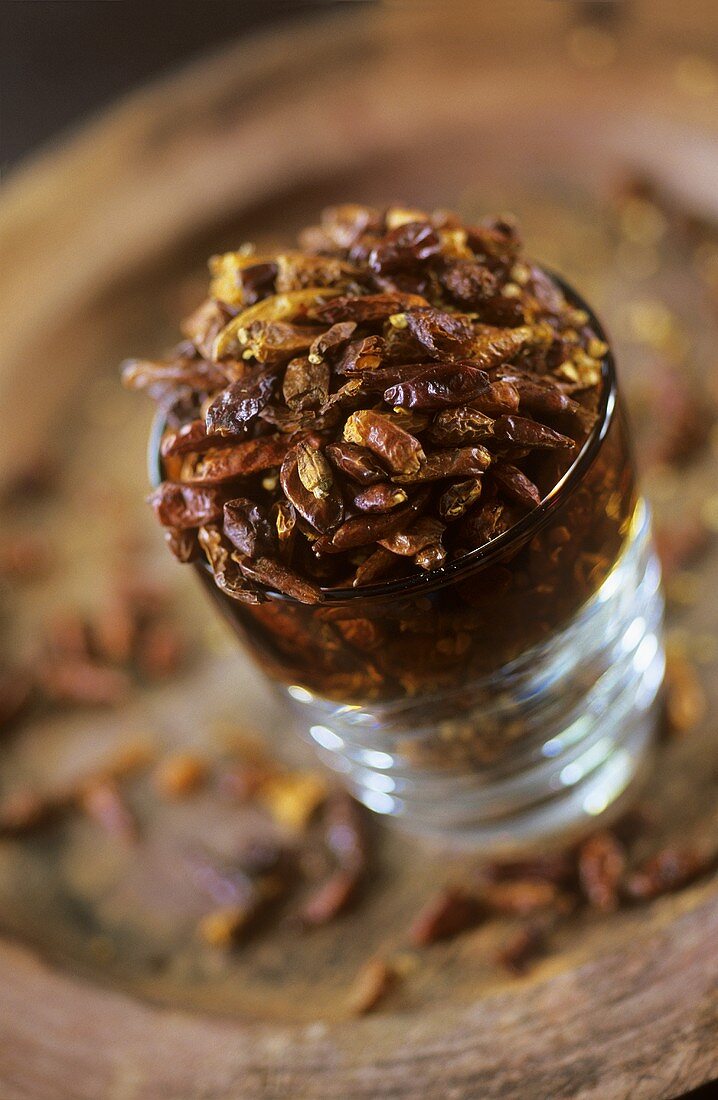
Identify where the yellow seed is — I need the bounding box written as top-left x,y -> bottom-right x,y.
510,263 -> 531,286
557,361 -> 579,382
385,206 -> 428,230
440,228 -> 470,257
566,308 -> 589,327
588,338 -> 609,359
296,441 -> 333,499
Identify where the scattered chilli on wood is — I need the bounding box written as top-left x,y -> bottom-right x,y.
408,887 -> 483,946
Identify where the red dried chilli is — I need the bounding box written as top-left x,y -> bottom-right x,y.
127,203 -> 621,704
383,364 -> 490,410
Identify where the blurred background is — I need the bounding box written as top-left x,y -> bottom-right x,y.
1,2 -> 718,1095
3,1 -> 715,171
1,1 -> 334,170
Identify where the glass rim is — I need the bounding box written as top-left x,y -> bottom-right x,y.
148,273 -> 616,605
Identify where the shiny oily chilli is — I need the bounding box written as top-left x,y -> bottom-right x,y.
343,410 -> 425,476
181,434 -> 293,484
280,446 -> 344,533
325,442 -> 386,486
197,525 -> 263,604
223,498 -> 276,557
205,368 -> 277,435
383,363 -> 489,410
283,357 -> 330,411
212,288 -> 345,359
393,446 -> 491,484
328,490 -> 430,552
149,482 -> 226,528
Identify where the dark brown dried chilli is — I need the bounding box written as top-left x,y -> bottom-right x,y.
149,483 -> 227,528
503,376 -> 583,420
198,526 -> 263,604
329,491 -> 430,552
430,407 -> 496,446
121,354 -> 226,398
236,260 -> 278,304
469,323 -> 552,370
368,221 -> 441,274
235,554 -> 321,605
165,528 -> 199,562
280,446 -> 344,533
470,380 -> 521,416
334,335 -> 385,374
491,464 -> 541,509
438,478 -> 483,520
402,306 -> 474,356
181,435 -> 292,484
393,446 -> 491,483
126,203 -> 605,606
353,483 -> 408,513
440,259 -> 498,308
223,499 -> 275,557
347,363 -> 435,394
492,415 -> 575,451
181,299 -> 233,359
414,542 -> 447,570
283,358 -> 330,411
161,419 -> 211,458
313,292 -> 429,325
454,501 -> 512,550
205,369 -> 276,434
325,442 -> 386,485
308,321 -> 357,363
384,364 -> 489,410
379,517 -> 445,557
240,321 -> 326,365
352,546 -> 400,587
623,845 -> 714,900
409,887 -> 483,947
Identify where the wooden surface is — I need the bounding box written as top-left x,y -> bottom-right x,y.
0,889 -> 716,1100
1,5 -> 718,1097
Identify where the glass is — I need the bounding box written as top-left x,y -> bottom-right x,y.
150,282 -> 665,852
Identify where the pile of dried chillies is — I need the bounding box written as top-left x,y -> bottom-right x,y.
123,204 -> 606,603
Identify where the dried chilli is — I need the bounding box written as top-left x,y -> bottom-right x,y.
126,203 -> 621,707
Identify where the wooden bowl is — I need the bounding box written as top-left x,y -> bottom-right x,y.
1,4 -> 717,1096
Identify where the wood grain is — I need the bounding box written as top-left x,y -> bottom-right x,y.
0,886 -> 716,1100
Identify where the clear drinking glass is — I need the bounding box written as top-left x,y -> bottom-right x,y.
151,283 -> 665,852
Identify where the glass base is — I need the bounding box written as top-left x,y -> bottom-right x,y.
288,500 -> 664,854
